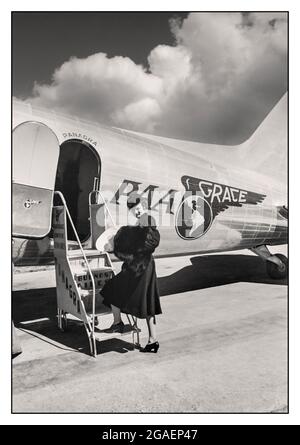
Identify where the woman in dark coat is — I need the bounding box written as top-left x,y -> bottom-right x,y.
101,194 -> 161,352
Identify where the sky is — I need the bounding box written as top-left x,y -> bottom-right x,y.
12,12 -> 287,144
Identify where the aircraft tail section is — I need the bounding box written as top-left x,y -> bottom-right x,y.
121,93 -> 287,193
240,93 -> 287,189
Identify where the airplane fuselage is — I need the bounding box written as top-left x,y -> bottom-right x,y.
12,100 -> 287,266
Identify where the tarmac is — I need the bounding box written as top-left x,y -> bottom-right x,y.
12,245 -> 288,413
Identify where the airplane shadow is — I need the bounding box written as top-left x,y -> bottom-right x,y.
13,253 -> 287,355
158,254 -> 287,296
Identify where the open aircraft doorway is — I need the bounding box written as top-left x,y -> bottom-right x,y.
54,139 -> 101,242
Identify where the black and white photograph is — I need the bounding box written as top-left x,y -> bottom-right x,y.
10,9 -> 289,416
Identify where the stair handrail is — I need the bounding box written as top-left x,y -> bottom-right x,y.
54,191 -> 96,334
89,190 -> 117,228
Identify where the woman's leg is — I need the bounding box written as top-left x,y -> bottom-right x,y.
111,304 -> 122,324
146,316 -> 157,343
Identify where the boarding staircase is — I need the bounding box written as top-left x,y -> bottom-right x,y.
53,191 -> 140,357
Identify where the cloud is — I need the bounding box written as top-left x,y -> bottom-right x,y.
32,53 -> 162,122
112,98 -> 161,133
148,44 -> 193,88
24,12 -> 287,144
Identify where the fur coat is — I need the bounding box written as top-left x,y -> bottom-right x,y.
101,224 -> 162,318
113,225 -> 160,277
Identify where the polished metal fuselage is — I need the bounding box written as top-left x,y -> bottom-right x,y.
12,100 -> 287,265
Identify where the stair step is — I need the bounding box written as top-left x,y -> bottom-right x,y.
93,324 -> 140,341
79,289 -> 101,297
67,249 -> 104,258
74,268 -> 113,277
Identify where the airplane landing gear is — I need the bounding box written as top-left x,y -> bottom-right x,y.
250,245 -> 288,280
266,253 -> 288,279
58,309 -> 68,332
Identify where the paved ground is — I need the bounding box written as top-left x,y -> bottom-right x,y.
12,246 -> 288,413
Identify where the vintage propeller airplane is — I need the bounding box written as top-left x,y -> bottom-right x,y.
12,93 -> 288,279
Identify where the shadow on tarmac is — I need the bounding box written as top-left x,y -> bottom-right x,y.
16,321 -> 137,356
13,253 -> 287,355
158,253 -> 287,296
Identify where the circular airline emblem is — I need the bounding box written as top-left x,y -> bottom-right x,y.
175,194 -> 213,240
24,200 -> 32,209
23,199 -> 42,209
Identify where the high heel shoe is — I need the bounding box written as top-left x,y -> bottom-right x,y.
142,341 -> 159,353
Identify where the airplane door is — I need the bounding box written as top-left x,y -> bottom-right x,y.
54,139 -> 101,242
13,121 -> 60,238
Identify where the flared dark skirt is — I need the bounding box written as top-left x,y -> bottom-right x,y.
101,256 -> 162,319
